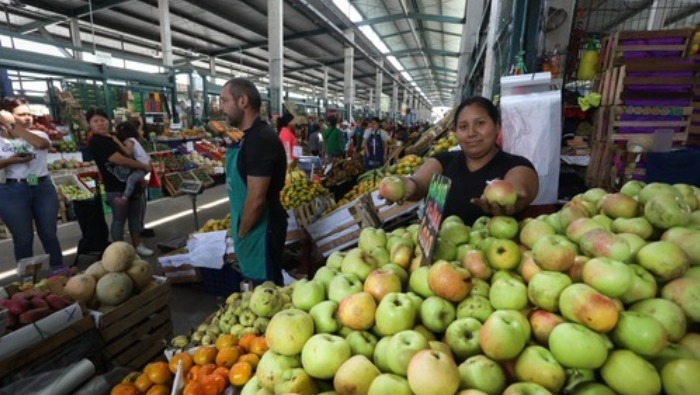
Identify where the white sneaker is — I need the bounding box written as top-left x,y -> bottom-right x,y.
136,244 -> 154,257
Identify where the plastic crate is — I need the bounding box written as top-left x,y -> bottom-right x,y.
148,187 -> 164,201
199,264 -> 242,296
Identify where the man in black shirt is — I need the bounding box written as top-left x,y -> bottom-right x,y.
221,78 -> 287,284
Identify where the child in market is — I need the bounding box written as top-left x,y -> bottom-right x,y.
110,120 -> 150,206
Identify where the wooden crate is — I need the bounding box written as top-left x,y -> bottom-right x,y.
601,29 -> 695,70
608,105 -> 692,147
94,278 -> 173,370
368,190 -> 420,224
293,194 -> 336,229
164,173 -> 183,196
305,195 -> 380,257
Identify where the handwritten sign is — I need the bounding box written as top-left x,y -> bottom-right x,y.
418,174 -> 452,266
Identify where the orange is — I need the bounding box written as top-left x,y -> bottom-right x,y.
183,382 -> 204,395
199,363 -> 217,378
228,361 -> 253,386
215,334 -> 237,350
186,365 -> 202,384
170,352 -> 194,375
249,337 -> 268,356
133,373 -> 153,393
146,384 -> 170,395
215,346 -> 240,368
201,381 -> 220,395
110,383 -> 139,395
213,366 -> 230,379
238,353 -> 260,369
202,373 -> 227,393
193,346 -> 218,366
146,361 -> 172,385
238,334 -> 256,352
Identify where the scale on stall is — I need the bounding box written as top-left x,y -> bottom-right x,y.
156,179 -> 204,252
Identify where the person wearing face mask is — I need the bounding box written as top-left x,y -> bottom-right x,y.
86,108 -> 153,256
385,96 -> 539,225
0,98 -> 63,267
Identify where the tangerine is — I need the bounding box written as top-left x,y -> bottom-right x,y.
201,381 -> 219,395
238,333 -> 256,352
215,346 -> 239,368
202,373 -> 227,393
199,363 -> 217,378
146,384 -> 170,395
249,337 -> 268,356
170,352 -> 194,375
215,334 -> 237,350
212,366 -> 230,379
193,346 -> 218,365
110,383 -> 139,395
133,373 -> 153,393
183,382 -> 204,395
238,353 -> 260,369
228,361 -> 253,386
186,365 -> 202,384
146,361 -> 172,385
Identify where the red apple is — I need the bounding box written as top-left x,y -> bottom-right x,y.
484,179 -> 517,206
559,284 -> 619,333
428,260 -> 472,303
461,250 -> 492,280
529,309 -> 565,346
379,176 -> 406,202
364,269 -> 403,302
337,292 -> 376,331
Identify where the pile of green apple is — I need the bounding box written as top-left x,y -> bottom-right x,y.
242,180 -> 700,395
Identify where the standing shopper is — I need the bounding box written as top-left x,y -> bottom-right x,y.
278,113 -> 299,164
322,117 -> 344,162
362,117 -> 390,170
0,98 -> 63,267
221,78 -> 286,285
307,123 -> 322,157
87,108 -> 153,256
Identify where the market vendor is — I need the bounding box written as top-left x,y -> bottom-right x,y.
389,96 -> 539,225
220,78 -> 286,285
0,97 -> 63,267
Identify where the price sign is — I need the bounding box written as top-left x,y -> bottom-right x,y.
186,141 -> 194,152
214,166 -> 225,174
178,179 -> 203,195
418,174 -> 452,266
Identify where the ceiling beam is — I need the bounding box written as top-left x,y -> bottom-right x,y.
383,27 -> 462,40
209,28 -> 328,56
18,0 -> 137,33
386,48 -> 459,58
597,0 -> 654,33
403,65 -> 457,73
354,13 -> 465,26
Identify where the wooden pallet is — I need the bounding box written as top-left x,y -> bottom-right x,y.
601,29 -> 695,70
608,105 -> 692,147
293,194 -> 336,229
95,278 -> 173,370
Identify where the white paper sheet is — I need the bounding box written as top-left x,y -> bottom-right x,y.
186,230 -> 227,269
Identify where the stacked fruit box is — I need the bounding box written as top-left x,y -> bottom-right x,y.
93,277 -> 173,370
586,28 -> 699,190
690,25 -> 700,148
369,190 -> 421,224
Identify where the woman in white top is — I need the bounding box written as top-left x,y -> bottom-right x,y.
0,98 -> 63,267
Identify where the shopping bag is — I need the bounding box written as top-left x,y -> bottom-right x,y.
148,167 -> 161,188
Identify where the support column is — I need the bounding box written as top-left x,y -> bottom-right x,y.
647,0 -> 670,30
209,57 -> 217,77
403,86 -> 409,110
392,79 -> 399,121
322,66 -> 329,108
482,0 -> 500,99
158,0 -> 173,67
69,18 -> 82,61
368,88 -> 374,113
374,60 -> 383,114
268,0 -> 284,118
344,29 -> 354,121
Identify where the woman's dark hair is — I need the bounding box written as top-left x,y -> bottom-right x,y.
328,117 -> 338,128
115,120 -> 140,141
2,97 -> 29,112
86,107 -> 109,123
278,112 -> 294,130
454,96 -> 501,127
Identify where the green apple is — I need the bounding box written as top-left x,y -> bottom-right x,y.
548,323 -> 608,369
386,329 -> 429,376
478,310 -> 527,361
472,216 -> 490,231
327,251 -> 347,270
433,237 -> 458,261
457,355 -> 506,395
338,325 -> 354,338
265,308 -> 314,356
408,266 -> 434,298
309,300 -> 340,334
487,216 -> 519,239
443,215 -> 465,226
661,358 -> 700,395
489,278 -> 528,311
274,368 -> 317,395
333,355 -> 380,395
345,330 -> 378,359
407,350 -> 460,395
429,340 -> 453,358
611,311 -> 668,356
565,218 -> 606,244
490,269 -> 523,284
337,291 -> 376,331
649,342 -> 696,370
600,192 -> 639,219
256,350 -> 302,391
545,212 -> 564,234
328,273 -> 363,303
662,227 -> 700,265
470,278 -> 490,298
381,263 -> 409,284
413,324 -> 437,341
515,346 -> 565,393
591,214 -> 613,232
674,183 -> 698,210
301,334 -> 352,379
619,264 -> 657,304
662,276 -> 700,322
419,296 -> 456,333
359,227 -> 387,253
502,382 -> 553,395
292,279 -> 326,311
375,292 -> 417,335
616,232 -> 646,262
581,187 -> 607,204
406,224 -> 420,243
390,227 -> 408,237
456,244 -> 476,261
367,373 -> 412,395
369,246 -> 390,267
519,219 -> 556,249
581,257 -> 632,297
680,332 -> 700,358
456,295 -> 493,323
485,239 -> 521,270
342,248 -> 379,281
644,193 -> 691,230
532,234 -> 577,272
313,266 -> 339,293
386,234 -> 412,253
637,240 -> 689,281
439,221 -> 471,245
570,382 -> 617,395
405,292 -> 424,312
364,268 -> 402,303
527,271 -> 572,312
240,376 -> 263,395
601,350 -> 661,395
469,229 -> 489,246
497,309 -> 530,340
612,217 -> 653,239
373,335 -> 392,372
444,317 -> 482,361
630,298 -> 687,342
388,237 -> 414,269
620,180 -> 645,198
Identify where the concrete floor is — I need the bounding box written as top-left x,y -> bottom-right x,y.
0,184 -> 235,335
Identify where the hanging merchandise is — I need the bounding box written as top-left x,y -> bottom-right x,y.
577,42 -> 600,81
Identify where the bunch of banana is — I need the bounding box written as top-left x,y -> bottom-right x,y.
426,133 -> 458,156
357,168 -> 384,183
198,213 -> 231,233
281,176 -> 329,210
387,154 -> 424,176
187,282 -> 294,347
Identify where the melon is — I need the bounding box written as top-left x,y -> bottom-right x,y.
102,242 -> 135,272
126,260 -> 153,289
64,274 -> 96,304
85,261 -> 107,281
96,272 -> 134,306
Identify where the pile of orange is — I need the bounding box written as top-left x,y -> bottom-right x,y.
111,334 -> 268,395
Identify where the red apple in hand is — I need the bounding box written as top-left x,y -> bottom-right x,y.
379,176 -> 406,202
484,179 -> 517,206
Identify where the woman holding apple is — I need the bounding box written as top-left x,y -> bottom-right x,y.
384,96 -> 539,225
